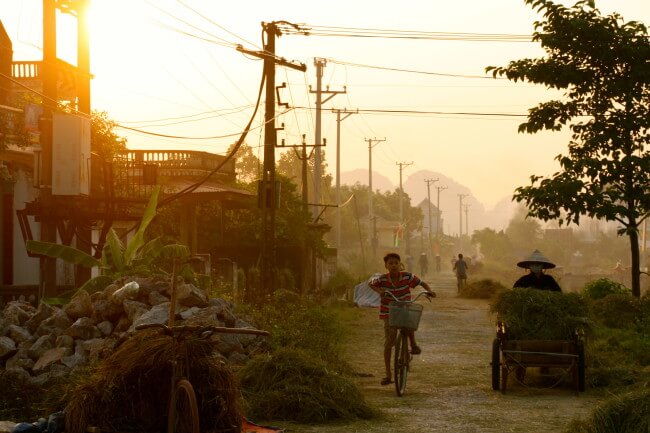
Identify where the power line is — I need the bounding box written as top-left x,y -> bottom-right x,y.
116,104 -> 255,125
278,23 -> 533,42
116,107 -> 294,140
295,106 -> 528,117
174,0 -> 262,50
326,58 -> 503,80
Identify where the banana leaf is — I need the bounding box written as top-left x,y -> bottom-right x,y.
124,186 -> 160,265
104,228 -> 125,272
158,244 -> 190,261
78,275 -> 115,295
26,240 -> 101,268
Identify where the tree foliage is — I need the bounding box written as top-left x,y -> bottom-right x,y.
91,111 -> 127,159
487,0 -> 650,296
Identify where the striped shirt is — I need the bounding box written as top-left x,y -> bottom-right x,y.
375,272 -> 422,319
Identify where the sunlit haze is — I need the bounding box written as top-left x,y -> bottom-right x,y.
1,0 -> 648,233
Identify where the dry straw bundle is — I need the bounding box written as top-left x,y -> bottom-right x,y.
64,329 -> 242,433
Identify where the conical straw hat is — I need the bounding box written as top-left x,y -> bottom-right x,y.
517,249 -> 556,269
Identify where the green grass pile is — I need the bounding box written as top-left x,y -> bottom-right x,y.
490,288 -> 590,340
64,329 -> 242,433
582,278 -> 630,300
238,347 -> 379,423
459,278 -> 507,299
590,294 -> 642,328
565,387 -> 650,433
244,289 -> 346,366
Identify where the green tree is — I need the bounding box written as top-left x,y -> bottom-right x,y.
472,228 -> 514,265
487,0 -> 650,297
226,143 -> 260,184
91,110 -> 126,159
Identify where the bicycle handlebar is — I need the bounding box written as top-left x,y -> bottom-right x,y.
382,290 -> 434,303
135,323 -> 270,337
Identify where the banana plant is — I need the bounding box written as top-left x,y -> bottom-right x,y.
25,186 -> 186,295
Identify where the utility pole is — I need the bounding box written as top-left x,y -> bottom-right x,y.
463,203 -> 470,239
238,23 -> 306,295
396,162 -> 413,224
435,185 -> 447,238
333,108 -> 357,249
39,0 -> 58,298
287,134 -> 312,213
309,58 -> 345,220
397,162 -> 413,256
365,137 -> 385,224
458,193 -> 468,251
365,138 -> 385,255
424,178 -> 438,252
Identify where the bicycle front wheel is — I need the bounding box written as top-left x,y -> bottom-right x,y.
168,379 -> 200,433
394,330 -> 410,396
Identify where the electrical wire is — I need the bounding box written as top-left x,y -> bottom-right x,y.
295,106 -> 528,117
325,58 -> 503,80
116,104 -> 255,125
278,23 -> 533,42
174,0 -> 262,50
157,63 -> 266,208
116,107 -> 293,140
145,0 -> 238,49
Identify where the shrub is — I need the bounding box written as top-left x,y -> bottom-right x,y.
565,388 -> 650,433
583,278 -> 630,300
490,288 -> 590,340
324,268 -> 356,299
591,294 -> 641,328
459,278 -> 507,299
238,348 -> 379,423
248,289 -> 346,366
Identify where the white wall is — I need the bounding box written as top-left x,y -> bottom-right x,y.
12,167 -> 40,285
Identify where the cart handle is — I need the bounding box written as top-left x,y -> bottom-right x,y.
135,323 -> 270,337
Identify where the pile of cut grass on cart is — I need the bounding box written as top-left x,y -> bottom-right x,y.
64,329 -> 242,433
490,288 -> 590,340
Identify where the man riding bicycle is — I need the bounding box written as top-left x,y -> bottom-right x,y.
369,252 -> 436,386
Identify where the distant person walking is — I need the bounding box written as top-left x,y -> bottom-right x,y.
453,253 -> 468,293
419,253 -> 429,277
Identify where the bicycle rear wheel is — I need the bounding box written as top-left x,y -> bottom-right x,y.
394,330 -> 410,396
168,379 -> 200,433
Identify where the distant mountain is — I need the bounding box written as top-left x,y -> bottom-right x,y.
340,169 -> 395,193
340,168 -> 515,233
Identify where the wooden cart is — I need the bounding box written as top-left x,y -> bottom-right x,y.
491,321 -> 586,395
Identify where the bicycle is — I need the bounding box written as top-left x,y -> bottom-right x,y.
385,290 -> 434,396
135,323 -> 269,433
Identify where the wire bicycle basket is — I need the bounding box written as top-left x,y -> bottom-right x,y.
388,301 -> 424,330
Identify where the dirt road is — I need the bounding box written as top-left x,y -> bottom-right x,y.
285,272 -> 600,433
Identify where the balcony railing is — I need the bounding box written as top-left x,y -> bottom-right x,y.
11,59 -> 82,101
92,150 -> 237,201
114,150 -> 235,175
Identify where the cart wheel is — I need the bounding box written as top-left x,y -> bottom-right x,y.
169,379 -> 200,433
491,338 -> 500,391
577,341 -> 586,392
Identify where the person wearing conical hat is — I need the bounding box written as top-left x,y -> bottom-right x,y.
513,249 -> 562,292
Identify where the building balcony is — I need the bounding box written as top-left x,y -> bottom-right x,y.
11,59 -> 85,102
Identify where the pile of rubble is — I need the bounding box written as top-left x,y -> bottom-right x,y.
0,276 -> 265,385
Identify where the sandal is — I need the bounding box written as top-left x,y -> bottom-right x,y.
380,377 -> 392,386
411,345 -> 422,355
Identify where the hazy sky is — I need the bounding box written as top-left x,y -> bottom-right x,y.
1,0 -> 649,209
